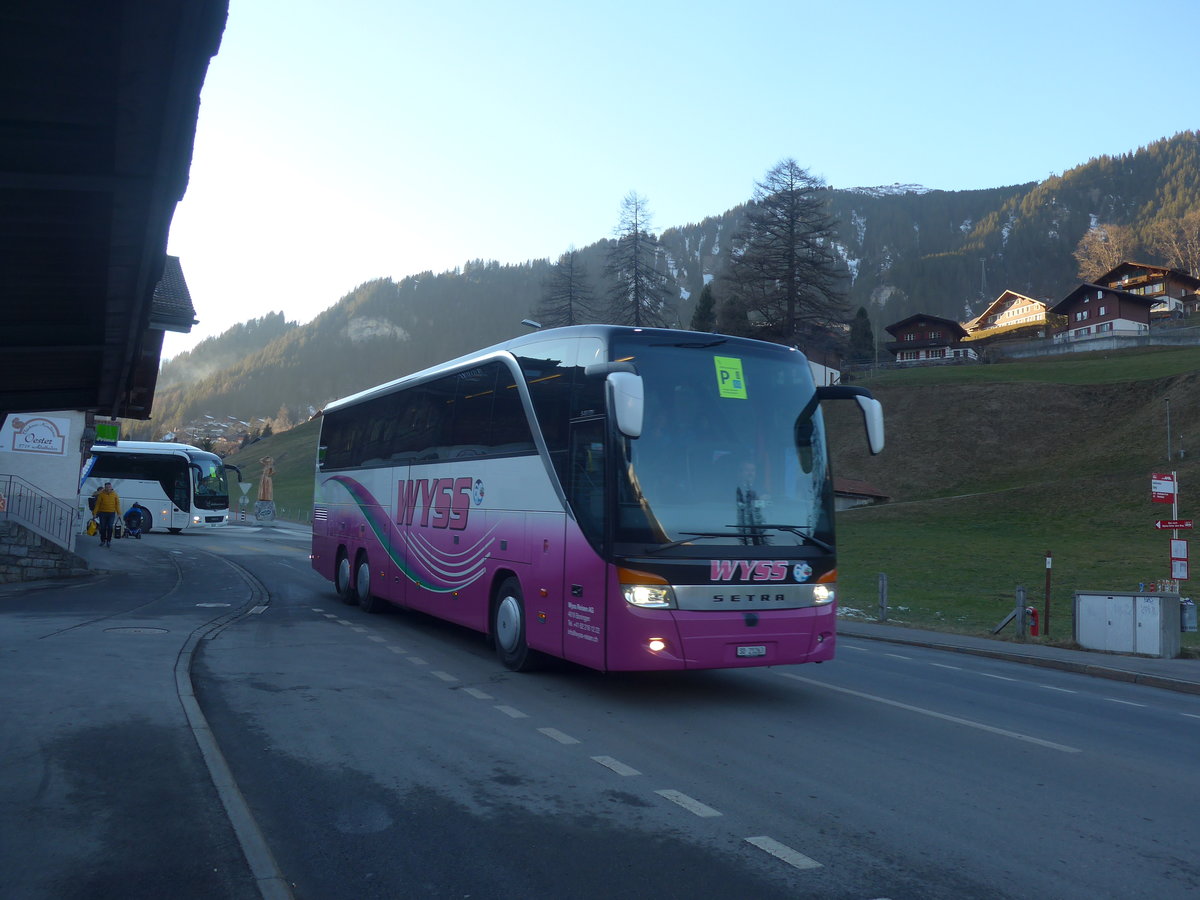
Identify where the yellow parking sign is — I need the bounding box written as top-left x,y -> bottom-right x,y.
714,356 -> 747,399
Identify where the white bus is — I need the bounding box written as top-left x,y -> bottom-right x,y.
81,441 -> 239,534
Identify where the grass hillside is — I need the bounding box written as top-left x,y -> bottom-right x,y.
231,346 -> 1200,650
827,346 -> 1200,650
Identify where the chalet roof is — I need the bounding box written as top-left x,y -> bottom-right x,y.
1049,283 -> 1155,314
833,477 -> 888,500
1094,261 -> 1200,291
884,313 -> 968,338
148,256 -> 198,333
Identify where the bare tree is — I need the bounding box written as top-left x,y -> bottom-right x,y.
1146,211 -> 1200,276
721,159 -> 847,344
605,192 -> 674,327
1073,223 -> 1138,281
535,249 -> 595,327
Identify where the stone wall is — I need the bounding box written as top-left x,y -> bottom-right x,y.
0,520 -> 89,583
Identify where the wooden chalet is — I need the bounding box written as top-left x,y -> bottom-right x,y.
1049,284 -> 1155,343
1093,262 -> 1200,320
883,314 -> 975,364
963,291 -> 1050,344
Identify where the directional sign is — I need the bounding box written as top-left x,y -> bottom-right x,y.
1155,519 -> 1193,530
1152,473 -> 1177,503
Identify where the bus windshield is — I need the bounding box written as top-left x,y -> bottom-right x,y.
190,453 -> 231,510
611,335 -> 832,553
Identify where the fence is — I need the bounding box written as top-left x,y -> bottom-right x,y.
0,473 -> 77,552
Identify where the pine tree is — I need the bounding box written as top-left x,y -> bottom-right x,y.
605,192 -> 673,327
535,249 -> 595,326
691,282 -> 717,332
848,306 -> 875,363
721,159 -> 847,344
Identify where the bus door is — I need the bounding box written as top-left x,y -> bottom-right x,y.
561,416 -> 608,669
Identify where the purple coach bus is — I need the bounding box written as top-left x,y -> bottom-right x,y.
311,325 -> 883,672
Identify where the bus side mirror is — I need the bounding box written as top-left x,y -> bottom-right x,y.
608,372 -> 644,438
856,395 -> 885,455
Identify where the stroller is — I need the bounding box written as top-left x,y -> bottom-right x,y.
122,506 -> 143,540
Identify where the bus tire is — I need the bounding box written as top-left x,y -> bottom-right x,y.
168,527 -> 182,535
355,553 -> 387,614
492,577 -> 539,672
335,551 -> 356,605
136,506 -> 152,533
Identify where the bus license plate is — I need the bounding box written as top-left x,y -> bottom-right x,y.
736,645 -> 767,658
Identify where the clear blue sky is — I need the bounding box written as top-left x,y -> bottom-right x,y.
163,0 -> 1200,357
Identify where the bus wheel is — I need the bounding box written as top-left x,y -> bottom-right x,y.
335,552 -> 356,605
355,553 -> 386,614
493,577 -> 539,672
137,506 -> 152,533
168,527 -> 182,535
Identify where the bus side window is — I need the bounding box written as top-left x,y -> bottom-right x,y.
568,419 -> 605,543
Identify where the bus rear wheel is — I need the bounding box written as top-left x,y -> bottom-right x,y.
335,552 -> 356,605
355,553 -> 387,614
492,577 -> 539,672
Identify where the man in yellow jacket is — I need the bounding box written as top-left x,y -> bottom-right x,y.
93,481 -> 122,547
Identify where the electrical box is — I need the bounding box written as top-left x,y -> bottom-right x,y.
1074,592 -> 1181,658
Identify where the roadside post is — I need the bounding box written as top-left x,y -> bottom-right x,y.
1043,552 -> 1052,638
877,573 -> 888,622
1152,471 -> 1189,597
1016,585 -> 1028,639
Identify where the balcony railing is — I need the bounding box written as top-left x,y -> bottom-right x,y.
0,473 -> 77,552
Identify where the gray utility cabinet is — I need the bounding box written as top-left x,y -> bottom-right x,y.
1074,592 -> 1181,659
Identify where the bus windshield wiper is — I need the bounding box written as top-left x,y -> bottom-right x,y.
643,532 -> 738,554
726,524 -> 834,552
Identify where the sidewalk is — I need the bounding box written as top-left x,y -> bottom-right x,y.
838,617 -> 1200,696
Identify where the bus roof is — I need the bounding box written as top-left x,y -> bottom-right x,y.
91,440 -> 216,458
323,324 -> 804,415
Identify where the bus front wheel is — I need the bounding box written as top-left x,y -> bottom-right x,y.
335,552 -> 356,605
493,577 -> 539,672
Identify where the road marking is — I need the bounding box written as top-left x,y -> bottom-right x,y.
249,605 -> 268,615
1183,713 -> 1200,720
779,672 -> 1081,753
655,790 -> 721,818
842,645 -> 870,652
538,727 -> 580,745
323,613 -> 339,619
592,756 -> 641,776
431,671 -> 458,682
885,653 -> 912,660
335,619 -> 352,626
367,635 -> 387,643
930,663 -> 962,671
1040,685 -> 1077,694
388,646 -> 406,654
310,608 -> 324,613
980,672 -> 1018,682
745,836 -> 823,871
407,656 -> 428,666
463,687 -> 494,700
496,705 -> 528,718
351,627 -> 368,633
1105,697 -> 1146,708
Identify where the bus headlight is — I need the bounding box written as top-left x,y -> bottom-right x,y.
618,567 -> 676,609
813,584 -> 835,605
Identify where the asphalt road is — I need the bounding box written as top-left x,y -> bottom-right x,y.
4,525 -> 1200,899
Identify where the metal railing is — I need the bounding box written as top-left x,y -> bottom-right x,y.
0,473 -> 77,552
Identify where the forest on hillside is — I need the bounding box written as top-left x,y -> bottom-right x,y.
138,131 -> 1200,440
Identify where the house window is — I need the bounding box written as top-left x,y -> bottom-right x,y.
1097,322 -> 1113,333
1098,305 -> 1106,316
929,330 -> 941,339
899,350 -> 918,360
904,333 -> 915,342
928,348 -> 945,359
1075,310 -> 1089,322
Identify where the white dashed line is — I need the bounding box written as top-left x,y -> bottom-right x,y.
655,790 -> 721,818
1105,697 -> 1146,708
463,687 -> 493,700
431,671 -> 458,682
980,672 -> 1018,682
538,728 -> 580,745
842,645 -> 870,652
930,663 -> 962,671
351,627 -> 368,633
745,836 -> 822,871
1040,685 -> 1077,694
249,605 -> 268,615
367,635 -> 387,643
335,619 -> 353,626
407,656 -> 428,666
323,614 -> 338,619
592,756 -> 641,776
1183,713 -> 1200,720
387,646 -> 406,654
885,653 -> 912,660
495,705 -> 528,719
779,672 -> 1081,753
311,608 -> 324,613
